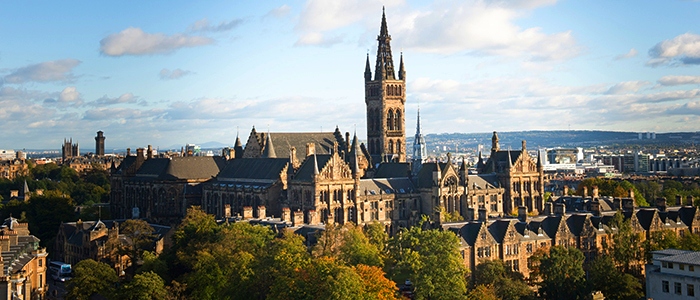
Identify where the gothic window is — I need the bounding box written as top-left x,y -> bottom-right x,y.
374,109 -> 381,131
395,110 -> 401,131
396,140 -> 401,154
374,140 -> 380,155
389,140 -> 394,154
387,109 -> 394,130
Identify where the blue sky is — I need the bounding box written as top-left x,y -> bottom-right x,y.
1,0 -> 700,150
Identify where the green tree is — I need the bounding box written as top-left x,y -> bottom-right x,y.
606,211 -> 644,274
680,232 -> 700,251
25,191 -> 77,252
386,223 -> 468,300
643,230 -> 679,263
472,260 -> 532,300
365,222 -> 389,253
66,259 -> 119,300
534,246 -> 588,300
120,271 -> 168,300
339,224 -> 383,267
588,255 -> 643,300
121,219 -> 157,273
271,256 -> 367,300
466,285 -> 498,300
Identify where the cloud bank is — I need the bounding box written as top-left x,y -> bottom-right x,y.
100,27 -> 214,56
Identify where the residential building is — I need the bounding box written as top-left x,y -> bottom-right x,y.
647,249 -> 700,299
0,217 -> 47,300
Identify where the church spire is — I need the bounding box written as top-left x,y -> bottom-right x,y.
374,7 -> 396,81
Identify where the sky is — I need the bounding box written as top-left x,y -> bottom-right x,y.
1,0 -> 700,150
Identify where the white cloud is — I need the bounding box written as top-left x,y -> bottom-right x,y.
83,107 -> 163,120
605,81 -> 650,95
614,48 -> 638,60
159,68 -> 193,80
267,5 -> 292,18
189,18 -> 243,33
99,27 -> 214,56
658,75 -> 700,86
91,93 -> 140,106
3,59 -> 80,84
295,0 -> 578,61
648,33 -> 700,66
59,86 -> 81,103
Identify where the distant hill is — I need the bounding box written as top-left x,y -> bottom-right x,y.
409,130 -> 700,152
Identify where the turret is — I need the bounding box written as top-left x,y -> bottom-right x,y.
398,52 -> 405,80
374,7 -> 396,81
491,131 -> 500,152
364,54 -> 372,81
262,132 -> 277,158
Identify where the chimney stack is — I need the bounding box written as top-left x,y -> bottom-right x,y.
554,203 -> 566,216
478,207 -> 487,222
688,195 -> 695,207
590,200 -> 601,216
583,186 -> 588,198
518,206 -> 528,223
592,186 -> 599,198
656,198 -> 667,212
676,195 -> 683,206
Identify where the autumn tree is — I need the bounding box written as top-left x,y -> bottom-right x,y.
606,210 -> 645,274
120,219 -> 156,272
120,271 -> 168,300
472,260 -> 532,300
354,264 -> 399,300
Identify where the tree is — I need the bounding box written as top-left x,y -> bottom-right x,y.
606,211 -> 644,274
643,230 -> 679,263
365,222 -> 388,253
588,255 -> 643,300
680,232 -> 700,251
121,219 -> 157,272
25,191 -> 76,251
354,264 -> 399,300
472,260 -> 532,300
466,285 -> 498,300
534,246 -> 588,300
339,225 -> 383,267
120,271 -> 168,300
269,256 -> 367,300
66,259 -> 119,300
386,223 -> 468,300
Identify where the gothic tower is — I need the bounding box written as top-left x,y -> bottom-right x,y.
365,8 -> 406,163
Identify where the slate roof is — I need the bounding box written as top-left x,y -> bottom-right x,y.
294,154 -> 332,181
415,162 -> 448,188
467,174 -> 499,190
488,219 -> 521,243
114,155 -> 137,174
656,251 -> 700,266
374,162 -> 410,178
636,209 -> 658,230
565,214 -> 589,236
257,132 -> 345,161
216,158 -> 288,181
359,178 -> 415,195
133,156 -> 226,181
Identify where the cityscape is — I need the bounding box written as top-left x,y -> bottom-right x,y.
2,1 -> 700,300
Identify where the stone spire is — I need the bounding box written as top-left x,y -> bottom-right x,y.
507,148 -> 513,168
398,52 -> 405,80
374,7 -> 396,81
313,153 -> 319,176
412,109 -> 427,176
364,53 -> 372,81
262,132 -> 276,158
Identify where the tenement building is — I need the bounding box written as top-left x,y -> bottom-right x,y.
0,217 -> 47,300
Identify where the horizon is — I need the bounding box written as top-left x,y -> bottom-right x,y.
2,1 -> 700,149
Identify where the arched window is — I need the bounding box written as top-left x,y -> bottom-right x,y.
374,140 -> 380,155
396,140 -> 401,154
374,108 -> 381,131
389,140 -> 394,154
387,109 -> 394,131
395,110 -> 401,131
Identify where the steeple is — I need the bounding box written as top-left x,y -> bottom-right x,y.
313,153 -> 320,176
398,52 -> 405,80
262,132 -> 276,158
507,148 -> 513,168
364,53 -> 372,81
412,109 -> 427,176
374,7 -> 396,81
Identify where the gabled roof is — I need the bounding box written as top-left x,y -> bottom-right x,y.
294,154 -> 332,181
415,162 -> 455,188
216,158 -> 288,181
134,156 -> 226,181
565,214 -> 590,236
374,162 -> 410,178
488,219 -> 521,243
256,132 -> 345,161
467,174 -> 499,190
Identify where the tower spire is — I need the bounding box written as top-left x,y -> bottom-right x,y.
412,108 -> 427,176
262,131 -> 276,158
374,7 -> 395,81
399,52 -> 405,80
364,53 -> 372,81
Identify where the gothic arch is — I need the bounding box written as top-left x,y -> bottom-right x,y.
387,109 -> 394,131
389,140 -> 395,154
395,110 -> 401,130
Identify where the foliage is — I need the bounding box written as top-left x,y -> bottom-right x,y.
643,230 -> 679,263
605,211 -> 645,275
386,223 -> 468,300
680,232 -> 700,251
472,260 -> 532,300
577,178 -> 648,206
365,222 -> 389,253
354,264 -> 399,300
466,285 -> 498,300
533,246 -> 588,300
120,271 -> 168,300
339,224 -> 383,267
66,259 -> 119,300
588,255 -> 643,300
121,219 -> 157,273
